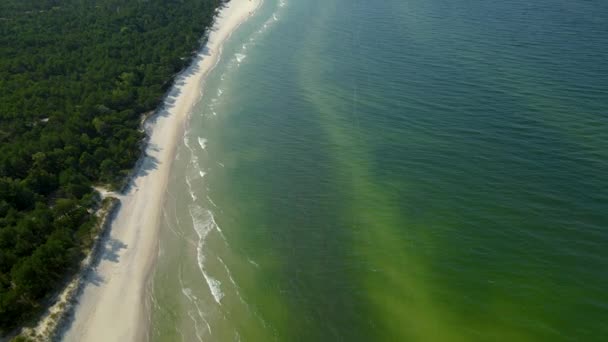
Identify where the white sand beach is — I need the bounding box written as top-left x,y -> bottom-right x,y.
61,0 -> 261,340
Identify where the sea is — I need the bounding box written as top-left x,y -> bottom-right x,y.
149,0 -> 608,340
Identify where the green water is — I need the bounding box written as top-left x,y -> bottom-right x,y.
150,0 -> 608,340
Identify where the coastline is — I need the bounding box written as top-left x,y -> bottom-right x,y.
56,0 -> 261,341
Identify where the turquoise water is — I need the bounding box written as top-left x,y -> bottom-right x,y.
151,0 -> 608,340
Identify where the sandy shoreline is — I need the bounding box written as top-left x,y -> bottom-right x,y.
59,1 -> 261,341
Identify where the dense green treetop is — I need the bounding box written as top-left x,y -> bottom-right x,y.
0,0 -> 221,332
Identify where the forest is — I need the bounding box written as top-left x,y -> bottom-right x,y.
0,0 -> 221,332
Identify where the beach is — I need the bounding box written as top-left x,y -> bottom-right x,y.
60,0 -> 261,341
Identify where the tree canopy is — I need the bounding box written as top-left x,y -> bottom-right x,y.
0,0 -> 221,332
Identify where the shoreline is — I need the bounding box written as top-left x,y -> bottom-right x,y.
57,0 -> 261,341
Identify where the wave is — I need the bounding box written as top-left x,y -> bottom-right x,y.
185,176 -> 197,201
206,195 -> 218,208
217,256 -> 248,308
204,274 -> 224,304
235,53 -> 247,63
189,205 -> 225,304
183,133 -> 192,151
225,1 -> 289,73
179,270 -> 212,341
183,131 -> 208,202
162,207 -> 184,239
198,137 -> 208,151
247,258 -> 260,268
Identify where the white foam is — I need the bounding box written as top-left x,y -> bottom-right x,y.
223,1 -> 289,79
209,213 -> 224,236
183,135 -> 192,150
184,134 -> 202,202
189,205 -> 225,304
238,0 -> 286,56
187,310 -> 204,342
162,209 -> 183,239
150,292 -> 161,311
199,171 -> 206,178
181,287 -> 197,301
217,256 -> 248,307
191,156 -> 201,174
204,274 -> 224,304
198,137 -> 208,150
235,53 -> 247,63
206,195 -> 218,208
185,133 -> 201,171
185,176 -> 197,201
179,272 -> 210,341
248,258 -> 260,268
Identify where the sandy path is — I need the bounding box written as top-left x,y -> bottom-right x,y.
61,1 -> 261,341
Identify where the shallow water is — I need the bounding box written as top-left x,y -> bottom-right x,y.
150,0 -> 608,340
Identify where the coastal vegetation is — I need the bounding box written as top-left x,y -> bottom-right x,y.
0,0 -> 221,332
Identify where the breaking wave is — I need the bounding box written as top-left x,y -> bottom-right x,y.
189,205 -> 225,304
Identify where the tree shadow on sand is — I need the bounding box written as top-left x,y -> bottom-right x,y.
100,238 -> 127,263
